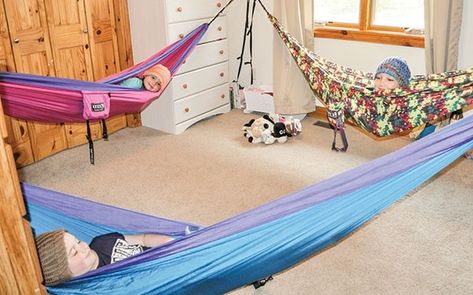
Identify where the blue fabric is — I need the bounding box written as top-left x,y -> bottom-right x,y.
24,115 -> 473,294
416,122 -> 437,139
119,77 -> 144,89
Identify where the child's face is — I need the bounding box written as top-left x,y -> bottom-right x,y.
64,232 -> 99,277
143,75 -> 162,92
375,73 -> 400,91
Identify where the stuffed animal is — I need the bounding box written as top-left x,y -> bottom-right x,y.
242,116 -> 276,144
242,114 -> 302,144
269,114 -> 302,136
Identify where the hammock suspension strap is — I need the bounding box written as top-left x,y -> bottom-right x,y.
208,0 -> 236,25
235,0 -> 256,87
86,120 -> 95,165
252,275 -> 273,289
101,119 -> 108,141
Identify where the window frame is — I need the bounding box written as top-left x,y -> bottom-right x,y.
313,0 -> 425,48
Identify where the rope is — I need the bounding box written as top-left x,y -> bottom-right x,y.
208,0 -> 236,25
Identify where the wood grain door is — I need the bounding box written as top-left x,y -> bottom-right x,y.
84,0 -> 121,80
0,3 -> 15,71
43,0 -> 94,81
43,0 -> 101,147
0,1 -> 36,166
3,0 -> 67,162
3,0 -> 55,76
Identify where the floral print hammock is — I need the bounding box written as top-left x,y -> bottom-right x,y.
260,2 -> 473,151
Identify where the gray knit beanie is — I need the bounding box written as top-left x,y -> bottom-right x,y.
35,229 -> 72,286
375,56 -> 411,87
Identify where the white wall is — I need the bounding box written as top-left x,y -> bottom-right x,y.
226,1 -> 473,87
227,0 -> 274,87
458,0 -> 473,68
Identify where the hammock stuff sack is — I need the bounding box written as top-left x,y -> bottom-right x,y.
255,0 -> 473,151
26,114 -> 473,294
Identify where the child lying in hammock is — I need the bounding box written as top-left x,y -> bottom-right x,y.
374,57 -> 472,159
35,229 -> 174,286
120,64 -> 171,92
374,56 -> 411,91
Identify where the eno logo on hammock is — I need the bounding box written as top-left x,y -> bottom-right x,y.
91,103 -> 105,112
82,91 -> 111,120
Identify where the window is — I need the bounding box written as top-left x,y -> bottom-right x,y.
314,0 -> 425,47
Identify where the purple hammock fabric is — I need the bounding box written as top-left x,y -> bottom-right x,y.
24,113 -> 473,279
0,24 -> 208,123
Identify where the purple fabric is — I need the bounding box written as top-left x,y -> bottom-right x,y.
0,24 -> 208,123
23,184 -> 199,235
74,114 -> 473,277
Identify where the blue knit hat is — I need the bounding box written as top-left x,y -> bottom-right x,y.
375,56 -> 411,87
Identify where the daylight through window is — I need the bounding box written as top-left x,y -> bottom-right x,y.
314,0 -> 425,47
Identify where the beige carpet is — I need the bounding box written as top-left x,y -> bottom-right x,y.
20,109 -> 473,294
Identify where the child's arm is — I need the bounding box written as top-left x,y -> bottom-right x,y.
124,233 -> 174,248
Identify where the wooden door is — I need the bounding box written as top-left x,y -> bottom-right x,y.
0,3 -> 15,71
0,101 -> 46,294
3,0 -> 68,162
3,0 -> 55,76
1,2 -> 36,167
84,0 -> 121,80
42,0 -> 102,147
43,0 -> 94,81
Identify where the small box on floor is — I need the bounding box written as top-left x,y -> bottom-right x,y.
243,85 -> 275,114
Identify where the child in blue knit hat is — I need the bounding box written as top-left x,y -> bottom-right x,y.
374,56 -> 411,91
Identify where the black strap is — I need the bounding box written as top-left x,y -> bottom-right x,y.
252,275 -> 273,289
208,0 -> 235,25
248,0 -> 257,84
86,120 -> 95,165
256,0 -> 271,16
235,0 -> 251,86
331,128 -> 349,152
101,119 -> 109,141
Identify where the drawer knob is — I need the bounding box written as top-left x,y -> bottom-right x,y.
14,38 -> 20,44
220,72 -> 224,77
184,107 -> 190,113
219,49 -> 224,55
217,2 -> 222,8
179,33 -> 184,39
221,94 -> 225,99
177,6 -> 183,12
182,83 -> 188,89
217,26 -> 223,32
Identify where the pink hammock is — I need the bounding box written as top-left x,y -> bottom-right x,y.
0,24 -> 208,123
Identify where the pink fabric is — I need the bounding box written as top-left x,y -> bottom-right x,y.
0,24 -> 208,123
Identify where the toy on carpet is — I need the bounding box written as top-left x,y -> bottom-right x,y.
242,114 -> 302,144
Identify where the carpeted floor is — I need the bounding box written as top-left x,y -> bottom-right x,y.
20,109 -> 473,294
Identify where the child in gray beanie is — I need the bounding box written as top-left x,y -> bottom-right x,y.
374,56 -> 411,90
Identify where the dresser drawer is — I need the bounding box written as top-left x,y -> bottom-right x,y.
168,16 -> 226,44
174,84 -> 229,123
172,62 -> 228,99
178,39 -> 228,74
166,0 -> 229,23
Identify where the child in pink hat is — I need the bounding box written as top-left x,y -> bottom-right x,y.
120,64 -> 171,92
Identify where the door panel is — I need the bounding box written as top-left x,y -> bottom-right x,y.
0,3 -> 15,71
44,0 -> 94,81
3,0 -> 55,76
84,0 -> 120,80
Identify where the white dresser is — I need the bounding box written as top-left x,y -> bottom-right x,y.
128,0 -> 231,134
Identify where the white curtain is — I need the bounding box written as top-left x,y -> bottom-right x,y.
273,0 -> 315,115
424,0 -> 463,73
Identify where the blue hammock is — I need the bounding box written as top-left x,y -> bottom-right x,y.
25,114 -> 473,294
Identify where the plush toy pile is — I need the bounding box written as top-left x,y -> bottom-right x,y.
242,114 -> 302,144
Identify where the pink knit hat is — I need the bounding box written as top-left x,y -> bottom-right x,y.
143,64 -> 171,88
